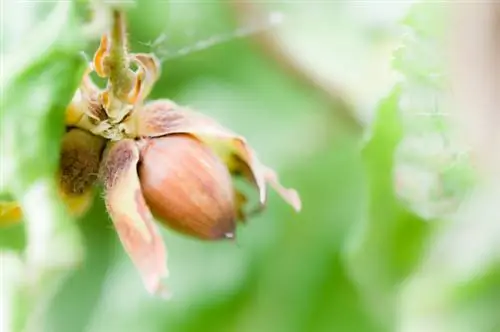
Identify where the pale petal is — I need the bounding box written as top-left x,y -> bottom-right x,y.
129,100 -> 302,213
100,139 -> 169,297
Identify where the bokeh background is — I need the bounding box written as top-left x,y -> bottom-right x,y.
2,1 -> 498,332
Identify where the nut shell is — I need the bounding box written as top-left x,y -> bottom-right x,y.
138,134 -> 236,240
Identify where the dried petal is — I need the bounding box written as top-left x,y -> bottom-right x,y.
129,100 -> 302,212
100,139 -> 169,297
129,53 -> 161,102
93,34 -> 110,78
138,134 -> 236,240
65,65 -> 105,128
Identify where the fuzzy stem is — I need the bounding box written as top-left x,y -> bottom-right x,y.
110,10 -> 128,67
108,9 -> 134,103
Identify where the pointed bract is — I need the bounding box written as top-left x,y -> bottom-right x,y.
100,139 -> 169,297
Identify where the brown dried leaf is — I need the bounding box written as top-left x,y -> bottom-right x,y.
100,139 -> 169,297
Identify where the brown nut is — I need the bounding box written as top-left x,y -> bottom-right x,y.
138,134 -> 236,240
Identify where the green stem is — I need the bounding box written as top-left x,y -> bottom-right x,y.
108,9 -> 133,102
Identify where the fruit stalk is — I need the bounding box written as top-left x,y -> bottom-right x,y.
108,9 -> 134,103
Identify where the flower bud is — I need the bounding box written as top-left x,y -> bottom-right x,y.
138,134 -> 236,240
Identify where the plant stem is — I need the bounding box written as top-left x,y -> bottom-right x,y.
108,9 -> 134,103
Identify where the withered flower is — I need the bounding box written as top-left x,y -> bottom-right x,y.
93,98 -> 301,295
0,10 -> 301,296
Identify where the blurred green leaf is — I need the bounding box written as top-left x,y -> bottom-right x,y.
392,0 -> 475,219
346,87 -> 432,328
1,1 -> 91,330
1,1 -> 86,193
392,3 -> 447,88
0,0 -> 86,262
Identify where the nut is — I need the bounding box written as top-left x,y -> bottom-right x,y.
138,134 -> 236,240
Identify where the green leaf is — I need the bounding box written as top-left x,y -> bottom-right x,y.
1,1 -> 86,193
345,87 -> 432,329
0,1 -> 91,330
391,0 -> 475,219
